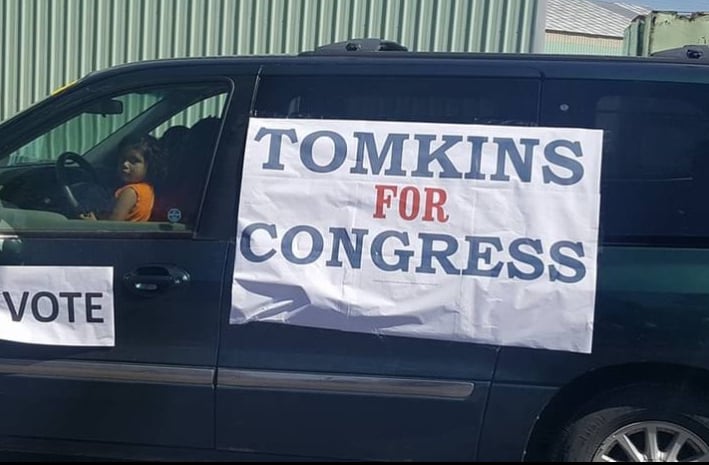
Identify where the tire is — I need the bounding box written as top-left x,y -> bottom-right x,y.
551,383 -> 709,462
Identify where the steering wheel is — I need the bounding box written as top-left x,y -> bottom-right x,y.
56,151 -> 99,217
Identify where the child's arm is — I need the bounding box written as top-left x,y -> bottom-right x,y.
109,187 -> 138,221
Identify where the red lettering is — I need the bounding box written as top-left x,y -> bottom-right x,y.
399,186 -> 420,221
422,187 -> 449,222
374,185 -> 450,222
373,185 -> 398,219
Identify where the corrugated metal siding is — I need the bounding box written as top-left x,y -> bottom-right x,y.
544,31 -> 625,55
0,0 -> 542,122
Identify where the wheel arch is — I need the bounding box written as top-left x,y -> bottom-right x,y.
524,361 -> 709,461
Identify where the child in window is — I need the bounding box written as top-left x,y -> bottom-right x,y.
81,134 -> 166,222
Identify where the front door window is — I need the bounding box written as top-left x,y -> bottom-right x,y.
0,82 -> 231,233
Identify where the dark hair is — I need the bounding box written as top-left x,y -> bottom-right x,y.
117,134 -> 167,187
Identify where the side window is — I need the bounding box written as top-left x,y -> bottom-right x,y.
152,93 -> 228,138
5,93 -> 160,166
254,75 -> 539,126
541,79 -> 709,242
0,82 -> 231,234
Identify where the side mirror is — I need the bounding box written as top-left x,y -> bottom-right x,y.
84,99 -> 123,115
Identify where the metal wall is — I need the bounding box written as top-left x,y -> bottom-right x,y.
624,11 -> 709,56
0,0 -> 543,122
545,31 -> 624,56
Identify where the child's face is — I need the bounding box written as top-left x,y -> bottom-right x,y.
118,148 -> 148,183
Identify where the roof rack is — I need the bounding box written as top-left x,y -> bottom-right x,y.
300,38 -> 408,56
651,45 -> 709,62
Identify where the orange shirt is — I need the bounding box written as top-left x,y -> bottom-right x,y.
114,182 -> 155,222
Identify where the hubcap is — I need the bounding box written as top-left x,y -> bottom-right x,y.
593,421 -> 709,462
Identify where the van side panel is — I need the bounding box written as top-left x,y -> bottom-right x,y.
477,384 -> 559,461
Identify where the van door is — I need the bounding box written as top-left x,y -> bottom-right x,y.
216,62 -> 542,461
0,71 -> 236,454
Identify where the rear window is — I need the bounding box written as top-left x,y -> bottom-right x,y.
541,79 -> 709,243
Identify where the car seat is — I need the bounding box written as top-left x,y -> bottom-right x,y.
151,118 -> 222,225
160,125 -> 189,159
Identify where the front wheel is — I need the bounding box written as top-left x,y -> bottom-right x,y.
551,384 -> 709,462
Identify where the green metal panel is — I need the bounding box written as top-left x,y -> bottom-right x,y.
0,0 -> 543,122
624,11 -> 709,56
623,18 -> 641,56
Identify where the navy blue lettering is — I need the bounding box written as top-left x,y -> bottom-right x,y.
255,128 -> 297,170
416,233 -> 460,274
327,228 -> 368,269
240,223 -> 277,263
351,132 -> 408,176
543,139 -> 584,186
2,291 -> 28,321
412,134 -> 463,178
59,292 -> 81,323
85,292 -> 104,323
31,291 -> 59,322
507,238 -> 545,280
549,241 -> 586,283
371,231 -> 414,272
282,226 -> 323,264
491,137 -> 538,182
464,136 -> 488,180
301,131 -> 347,173
462,236 -> 504,277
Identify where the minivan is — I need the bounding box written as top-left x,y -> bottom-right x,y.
0,39 -> 708,462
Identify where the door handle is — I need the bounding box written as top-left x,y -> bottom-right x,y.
123,265 -> 190,296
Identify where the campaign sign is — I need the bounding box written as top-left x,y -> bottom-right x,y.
231,118 -> 603,353
0,266 -> 114,346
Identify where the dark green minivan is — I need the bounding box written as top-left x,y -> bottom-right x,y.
0,40 -> 708,462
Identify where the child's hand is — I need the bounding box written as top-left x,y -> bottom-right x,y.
79,212 -> 97,221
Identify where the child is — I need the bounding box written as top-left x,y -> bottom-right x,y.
81,134 -> 166,222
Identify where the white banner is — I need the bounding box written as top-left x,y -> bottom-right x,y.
0,266 -> 114,346
232,118 -> 603,353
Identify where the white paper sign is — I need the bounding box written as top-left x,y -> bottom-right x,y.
231,118 -> 603,353
0,266 -> 114,346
